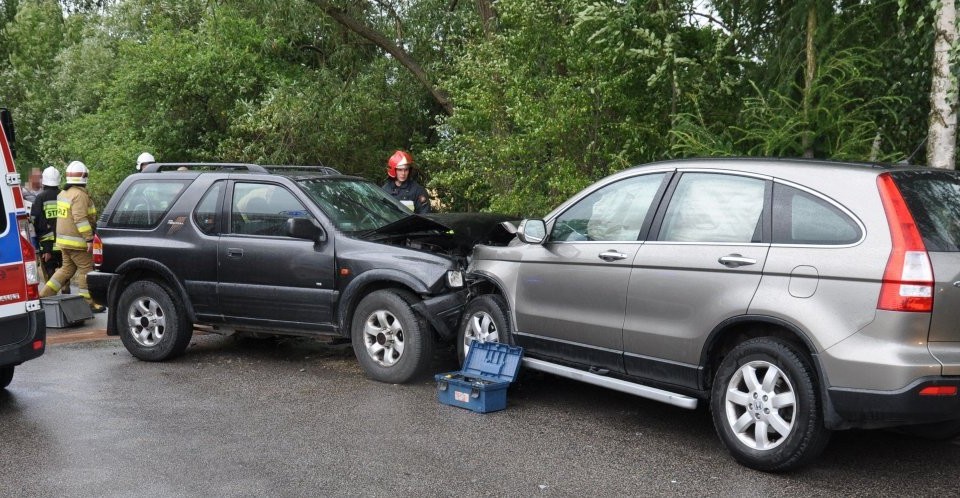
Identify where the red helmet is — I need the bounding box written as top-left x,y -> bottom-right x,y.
386,150 -> 414,178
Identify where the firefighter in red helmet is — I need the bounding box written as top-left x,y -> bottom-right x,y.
383,150 -> 431,214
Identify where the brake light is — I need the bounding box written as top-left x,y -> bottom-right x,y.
16,214 -> 39,300
92,234 -> 103,269
919,386 -> 958,396
876,174 -> 933,312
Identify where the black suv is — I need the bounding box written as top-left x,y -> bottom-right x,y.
88,163 -> 512,383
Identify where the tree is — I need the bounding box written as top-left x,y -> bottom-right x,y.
927,0 -> 957,169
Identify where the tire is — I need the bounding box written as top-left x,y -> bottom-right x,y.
457,294 -> 512,364
710,337 -> 831,472
0,366 -> 13,389
117,280 -> 193,362
351,289 -> 433,384
895,419 -> 960,441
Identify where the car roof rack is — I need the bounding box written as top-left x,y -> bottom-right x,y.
263,165 -> 342,176
142,163 -> 268,173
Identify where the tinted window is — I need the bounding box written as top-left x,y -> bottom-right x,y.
893,170 -> 960,252
110,180 -> 190,228
0,186 -> 7,233
658,173 -> 765,243
549,173 -> 666,242
231,183 -> 311,236
772,184 -> 861,245
194,181 -> 223,235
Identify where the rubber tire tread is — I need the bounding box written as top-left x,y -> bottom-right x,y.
710,337 -> 832,472
117,280 -> 193,362
457,294 -> 512,364
351,289 -> 433,384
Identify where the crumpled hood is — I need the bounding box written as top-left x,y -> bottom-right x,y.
362,212 -> 518,250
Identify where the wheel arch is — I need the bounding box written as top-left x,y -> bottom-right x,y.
465,271 -> 515,330
107,259 -> 197,335
336,269 -> 428,338
699,314 -> 844,429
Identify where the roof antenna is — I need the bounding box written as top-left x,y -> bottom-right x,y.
900,132 -> 928,165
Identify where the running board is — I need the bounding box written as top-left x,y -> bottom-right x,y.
522,358 -> 698,410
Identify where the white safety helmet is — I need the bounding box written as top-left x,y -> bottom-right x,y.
136,152 -> 155,171
65,160 -> 89,185
41,166 -> 60,187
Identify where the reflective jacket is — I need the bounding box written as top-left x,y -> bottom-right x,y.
55,185 -> 97,250
30,186 -> 60,255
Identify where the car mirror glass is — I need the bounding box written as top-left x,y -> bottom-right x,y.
517,219 -> 546,244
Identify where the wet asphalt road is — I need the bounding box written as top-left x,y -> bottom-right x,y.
2,333 -> 960,497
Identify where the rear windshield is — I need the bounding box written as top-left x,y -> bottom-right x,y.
892,170 -> 960,252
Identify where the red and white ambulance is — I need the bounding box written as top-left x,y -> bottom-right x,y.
0,108 -> 45,389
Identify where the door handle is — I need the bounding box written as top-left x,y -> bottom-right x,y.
226,248 -> 244,258
598,250 -> 628,262
718,254 -> 756,268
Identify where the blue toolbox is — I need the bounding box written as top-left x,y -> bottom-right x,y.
435,341 -> 523,413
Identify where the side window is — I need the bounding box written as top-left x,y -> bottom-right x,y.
231,183 -> 311,236
549,173 -> 665,242
193,181 -> 224,235
658,173 -> 766,243
0,186 -> 7,233
773,183 -> 861,245
109,180 -> 190,228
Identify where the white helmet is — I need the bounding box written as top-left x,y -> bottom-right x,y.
41,166 -> 60,186
137,152 -> 155,171
65,160 -> 89,185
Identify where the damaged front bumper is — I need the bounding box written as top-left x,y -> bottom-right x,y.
412,290 -> 469,341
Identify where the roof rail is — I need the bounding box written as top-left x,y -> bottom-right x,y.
263,165 -> 342,175
142,163 -> 268,173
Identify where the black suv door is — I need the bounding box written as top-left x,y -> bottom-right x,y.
218,180 -> 336,328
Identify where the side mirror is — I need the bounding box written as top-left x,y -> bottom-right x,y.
0,108 -> 16,158
286,217 -> 326,243
517,219 -> 546,244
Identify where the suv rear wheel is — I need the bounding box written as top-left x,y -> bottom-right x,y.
710,337 -> 831,472
457,294 -> 511,364
351,289 -> 433,384
117,280 -> 193,361
0,366 -> 13,389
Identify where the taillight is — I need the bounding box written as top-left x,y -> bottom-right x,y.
876,173 -> 933,312
16,214 -> 39,300
919,386 -> 958,396
92,234 -> 103,269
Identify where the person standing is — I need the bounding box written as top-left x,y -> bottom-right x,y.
382,150 -> 431,214
21,167 -> 42,204
30,166 -> 63,284
39,161 -> 103,313
136,151 -> 155,172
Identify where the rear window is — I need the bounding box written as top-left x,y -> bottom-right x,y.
893,170 -> 960,252
109,180 -> 190,228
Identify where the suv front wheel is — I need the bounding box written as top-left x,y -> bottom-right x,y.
457,294 -> 511,364
117,280 -> 193,361
351,289 -> 433,384
710,337 -> 831,472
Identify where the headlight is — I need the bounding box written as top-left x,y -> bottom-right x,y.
446,270 -> 464,288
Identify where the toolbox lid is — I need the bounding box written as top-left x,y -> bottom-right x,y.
462,340 -> 523,383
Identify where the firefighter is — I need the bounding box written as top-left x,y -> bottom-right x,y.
382,150 -> 430,214
39,161 -> 104,313
30,166 -> 63,284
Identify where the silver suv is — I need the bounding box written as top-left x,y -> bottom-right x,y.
462,158 -> 960,471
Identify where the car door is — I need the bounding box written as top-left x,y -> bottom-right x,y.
623,171 -> 771,389
218,180 -> 336,328
513,172 -> 671,373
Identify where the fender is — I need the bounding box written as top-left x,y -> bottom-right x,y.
699,314 -> 843,429
106,258 -> 199,336
336,268 -> 430,335
466,270 -> 516,330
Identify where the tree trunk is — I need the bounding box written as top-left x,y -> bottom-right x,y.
927,0 -> 957,169
477,0 -> 496,39
315,2 -> 454,115
801,4 -> 816,159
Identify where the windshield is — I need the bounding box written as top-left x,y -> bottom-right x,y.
297,178 -> 410,232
